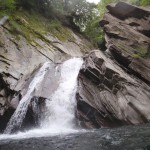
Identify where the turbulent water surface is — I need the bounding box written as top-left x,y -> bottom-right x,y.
0,58 -> 150,150
0,124 -> 150,150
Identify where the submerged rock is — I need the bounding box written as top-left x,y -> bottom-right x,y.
76,50 -> 150,128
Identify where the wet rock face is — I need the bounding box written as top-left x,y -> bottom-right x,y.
0,75 -> 15,115
8,96 -> 46,133
0,74 -> 16,132
76,50 -> 150,128
99,2 -> 150,84
3,61 -> 61,134
0,108 -> 14,133
0,15 -> 92,132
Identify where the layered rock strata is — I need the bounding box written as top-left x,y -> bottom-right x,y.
0,16 -> 92,132
76,50 -> 150,128
99,2 -> 150,84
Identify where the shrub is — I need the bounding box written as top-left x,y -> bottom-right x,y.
0,0 -> 16,11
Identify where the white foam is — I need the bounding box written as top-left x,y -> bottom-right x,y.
4,62 -> 51,134
41,58 -> 83,132
0,58 -> 83,139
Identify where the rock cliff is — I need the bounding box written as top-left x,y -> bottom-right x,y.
0,14 -> 92,132
99,2 -> 150,84
0,2 -> 150,132
76,50 -> 150,128
76,2 -> 150,128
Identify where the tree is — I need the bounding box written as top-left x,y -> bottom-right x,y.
140,0 -> 150,6
16,0 -> 37,9
66,0 -> 96,30
0,0 -> 16,11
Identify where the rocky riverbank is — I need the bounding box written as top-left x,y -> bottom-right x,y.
0,2 -> 150,133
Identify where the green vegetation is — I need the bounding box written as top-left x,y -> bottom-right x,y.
84,0 -> 149,47
2,10 -> 74,43
47,20 -> 75,41
0,0 -> 95,42
140,0 -> 150,6
0,0 -> 149,47
133,45 -> 148,58
0,0 -> 15,17
0,0 -> 15,11
84,16 -> 104,47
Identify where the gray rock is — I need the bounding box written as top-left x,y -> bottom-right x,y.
0,16 -> 9,26
0,17 -> 92,132
99,2 -> 150,84
76,50 -> 150,128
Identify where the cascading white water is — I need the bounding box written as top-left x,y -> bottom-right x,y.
4,62 -> 51,134
41,58 -> 83,133
0,58 -> 83,139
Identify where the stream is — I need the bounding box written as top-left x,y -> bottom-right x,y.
0,58 -> 150,150
0,124 -> 150,150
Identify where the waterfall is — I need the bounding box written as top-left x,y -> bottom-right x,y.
4,62 -> 50,134
2,58 -> 83,138
41,58 -> 83,133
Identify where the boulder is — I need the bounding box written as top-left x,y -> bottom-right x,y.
76,50 -> 150,128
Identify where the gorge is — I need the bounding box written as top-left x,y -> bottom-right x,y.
0,1 -> 150,149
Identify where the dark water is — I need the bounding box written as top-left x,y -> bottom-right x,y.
0,124 -> 150,150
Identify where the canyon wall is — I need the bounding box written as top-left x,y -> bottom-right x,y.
76,2 -> 150,128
